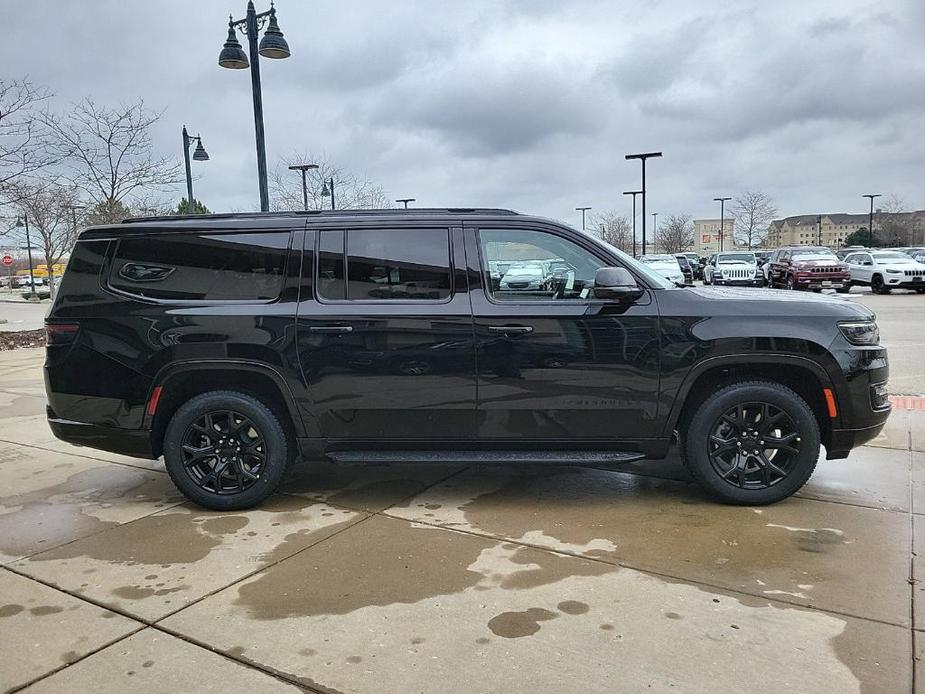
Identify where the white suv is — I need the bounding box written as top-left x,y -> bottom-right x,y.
843,250 -> 925,294
704,252 -> 764,287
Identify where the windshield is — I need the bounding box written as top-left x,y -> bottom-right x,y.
717,253 -> 755,263
588,234 -> 674,288
792,248 -> 836,260
874,252 -> 915,262
639,254 -> 676,263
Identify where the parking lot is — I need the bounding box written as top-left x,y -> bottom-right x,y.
1,289 -> 924,693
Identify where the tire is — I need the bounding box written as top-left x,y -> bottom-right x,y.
786,274 -> 798,290
835,283 -> 851,294
916,288 -> 925,294
680,380 -> 820,505
872,274 -> 890,294
163,390 -> 293,510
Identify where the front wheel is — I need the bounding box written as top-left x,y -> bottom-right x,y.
786,274 -> 798,290
681,380 -> 820,505
163,390 -> 293,510
835,283 -> 851,294
872,274 -> 891,294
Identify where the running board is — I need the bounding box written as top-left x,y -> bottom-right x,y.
325,450 -> 646,466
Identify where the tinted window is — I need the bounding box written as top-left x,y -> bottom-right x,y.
317,229 -> 345,300
109,232 -> 289,301
317,228 -> 452,301
480,228 -> 606,301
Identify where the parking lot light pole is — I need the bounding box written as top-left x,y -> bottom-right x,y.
651,212 -> 658,251
714,197 -> 731,251
863,194 -> 881,247
575,207 -> 592,231
625,151 -> 662,256
396,198 -> 415,209
219,1 -> 291,213
182,127 -> 210,213
14,216 -> 37,300
322,178 -> 336,209
623,190 -> 642,257
287,163 -> 319,211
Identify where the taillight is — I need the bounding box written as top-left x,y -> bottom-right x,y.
45,323 -> 79,345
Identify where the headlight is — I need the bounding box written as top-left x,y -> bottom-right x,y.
838,320 -> 880,345
886,269 -> 901,274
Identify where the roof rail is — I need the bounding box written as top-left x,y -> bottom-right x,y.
121,208 -> 520,224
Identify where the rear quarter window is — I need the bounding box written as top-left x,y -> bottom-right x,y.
108,232 -> 290,301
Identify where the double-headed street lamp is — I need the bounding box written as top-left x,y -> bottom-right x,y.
625,151 -> 662,256
182,126 -> 209,213
623,190 -> 642,257
862,194 -> 881,247
575,206 -> 592,231
219,1 -> 291,212
714,197 -> 731,251
396,198 -> 415,209
287,163 -> 318,211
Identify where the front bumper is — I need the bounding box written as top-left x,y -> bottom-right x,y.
794,274 -> 849,289
827,421 -> 888,459
713,277 -> 764,286
884,275 -> 925,288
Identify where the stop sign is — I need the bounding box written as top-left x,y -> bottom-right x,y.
1,254 -> 12,267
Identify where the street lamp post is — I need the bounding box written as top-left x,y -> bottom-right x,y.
396,198 -> 415,209
625,151 -> 662,256
623,190 -> 642,257
287,163 -> 319,211
14,216 -> 37,301
714,197 -> 731,251
68,204 -> 85,233
863,194 -> 881,247
322,178 -> 336,210
182,126 -> 210,213
575,206 -> 592,231
219,1 -> 291,212
651,212 -> 658,251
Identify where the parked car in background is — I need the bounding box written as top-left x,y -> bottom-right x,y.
843,249 -> 925,294
763,249 -> 783,283
754,251 -> 772,269
638,254 -> 685,285
898,247 -> 925,264
45,208 -> 890,509
703,252 -> 764,287
767,247 -> 849,291
836,245 -> 867,261
498,264 -> 551,292
674,254 -> 694,284
679,252 -> 703,280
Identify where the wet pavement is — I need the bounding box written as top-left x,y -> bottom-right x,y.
1,347 -> 923,693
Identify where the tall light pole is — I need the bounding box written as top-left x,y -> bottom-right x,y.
396,198 -> 415,209
219,1 -> 291,212
288,163 -> 318,211
863,194 -> 881,247
623,190 -> 642,257
182,126 -> 210,213
575,206 -> 592,231
714,197 -> 731,251
625,151 -> 662,256
14,216 -> 37,301
322,178 -> 336,209
67,204 -> 85,232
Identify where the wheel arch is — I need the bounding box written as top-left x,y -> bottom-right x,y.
146,360 -> 304,458
667,355 -> 838,452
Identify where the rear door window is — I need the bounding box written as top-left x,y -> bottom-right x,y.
109,232 -> 290,301
317,228 -> 452,301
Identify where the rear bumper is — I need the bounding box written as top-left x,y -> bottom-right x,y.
47,409 -> 156,459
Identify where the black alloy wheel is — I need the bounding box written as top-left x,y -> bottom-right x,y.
180,410 -> 266,495
706,402 -> 800,490
872,275 -> 890,294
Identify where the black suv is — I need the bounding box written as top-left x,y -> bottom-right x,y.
45,209 -> 890,509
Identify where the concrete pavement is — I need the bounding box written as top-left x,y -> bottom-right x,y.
1,346 -> 923,693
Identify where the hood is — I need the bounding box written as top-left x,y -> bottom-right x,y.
686,286 -> 874,318
792,258 -> 842,267
717,259 -> 754,265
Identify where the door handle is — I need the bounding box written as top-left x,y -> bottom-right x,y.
308,325 -> 353,334
488,325 -> 533,335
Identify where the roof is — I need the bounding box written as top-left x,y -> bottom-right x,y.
120,208 -> 521,224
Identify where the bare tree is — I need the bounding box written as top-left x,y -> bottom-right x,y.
732,191 -> 777,249
42,98 -> 182,224
10,183 -> 82,297
591,211 -> 633,253
0,79 -> 56,196
655,214 -> 694,254
270,152 -> 391,211
877,194 -> 911,247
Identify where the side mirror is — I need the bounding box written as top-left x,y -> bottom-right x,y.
593,267 -> 644,301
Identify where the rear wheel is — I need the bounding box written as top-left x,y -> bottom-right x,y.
872,274 -> 891,294
681,380 -> 820,505
163,390 -> 293,510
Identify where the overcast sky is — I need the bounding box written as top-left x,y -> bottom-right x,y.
3,0 -> 923,226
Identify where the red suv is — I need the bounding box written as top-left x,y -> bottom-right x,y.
767,247 -> 850,291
